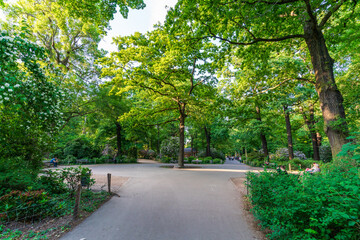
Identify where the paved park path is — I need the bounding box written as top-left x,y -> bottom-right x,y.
61,161 -> 263,240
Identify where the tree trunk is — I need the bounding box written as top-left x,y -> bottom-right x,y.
301,105 -> 321,160
178,103 -> 186,168
115,122 -> 122,162
256,106 -> 269,157
204,126 -> 211,157
283,105 -> 294,160
304,20 -> 348,158
190,135 -> 194,156
157,125 -> 160,155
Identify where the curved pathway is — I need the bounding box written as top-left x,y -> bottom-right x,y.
60,162 -> 263,240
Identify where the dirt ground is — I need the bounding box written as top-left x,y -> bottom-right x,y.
230,177 -> 268,240
91,175 -> 129,193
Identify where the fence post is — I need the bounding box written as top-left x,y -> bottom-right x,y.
107,173 -> 111,194
73,183 -> 82,220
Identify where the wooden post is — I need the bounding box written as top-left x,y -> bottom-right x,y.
73,183 -> 82,220
107,173 -> 111,194
289,163 -> 292,173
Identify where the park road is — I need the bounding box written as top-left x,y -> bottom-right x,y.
60,162 -> 263,240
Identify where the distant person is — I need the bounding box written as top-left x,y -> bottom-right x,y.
277,165 -> 287,175
50,157 -> 58,167
305,163 -> 320,174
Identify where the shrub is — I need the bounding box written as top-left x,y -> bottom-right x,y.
160,157 -> 171,163
274,148 -> 307,161
202,158 -> 211,164
247,161 -> 360,239
0,190 -> 55,221
57,167 -> 95,192
160,137 -> 179,159
63,155 -> 76,164
198,148 -> 225,160
319,144 -> 332,162
212,158 -> 223,164
0,158 -> 38,196
188,156 -> 195,161
63,136 -> 100,160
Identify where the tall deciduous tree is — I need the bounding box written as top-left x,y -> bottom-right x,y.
101,27 -> 218,167
169,0 -> 359,157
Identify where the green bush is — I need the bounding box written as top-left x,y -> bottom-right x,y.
0,158 -> 38,195
0,190 -> 55,221
247,161 -> 360,239
202,158 -> 211,164
160,137 -> 179,159
188,156 -> 195,161
212,158 -> 223,164
319,144 -> 332,162
63,155 -> 76,164
63,136 -> 101,160
160,157 -> 171,163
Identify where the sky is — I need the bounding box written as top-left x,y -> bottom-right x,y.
99,0 -> 178,52
0,0 -> 178,52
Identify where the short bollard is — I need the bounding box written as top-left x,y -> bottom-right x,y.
107,173 -> 111,194
73,183 -> 82,220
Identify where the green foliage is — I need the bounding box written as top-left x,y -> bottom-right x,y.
212,158 -> 223,164
338,132 -> 360,163
57,167 -> 95,191
0,32 -> 67,166
0,190 -> 54,221
247,162 -> 360,239
63,136 -> 101,160
0,158 -> 38,196
64,155 -> 77,164
320,144 -> 333,162
160,137 -> 180,159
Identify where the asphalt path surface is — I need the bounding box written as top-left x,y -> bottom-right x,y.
60,161 -> 263,240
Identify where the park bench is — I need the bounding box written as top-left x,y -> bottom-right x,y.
43,160 -> 52,167
76,159 -> 89,164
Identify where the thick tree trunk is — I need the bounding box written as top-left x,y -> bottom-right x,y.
204,126 -> 211,157
283,105 -> 294,160
304,20 -> 348,158
115,122 -> 122,162
256,106 -> 269,157
178,113 -> 185,168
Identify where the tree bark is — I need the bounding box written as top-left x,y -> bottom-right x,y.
115,122 -> 122,162
304,20 -> 348,158
255,106 -> 269,157
157,125 -> 160,155
204,126 -> 211,157
190,135 -> 194,156
283,105 -> 294,160
178,104 -> 186,168
301,105 -> 321,160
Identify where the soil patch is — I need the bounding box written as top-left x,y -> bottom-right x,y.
230,177 -> 268,240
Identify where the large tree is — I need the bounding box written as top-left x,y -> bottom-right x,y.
101,27 -> 218,167
168,0 -> 359,157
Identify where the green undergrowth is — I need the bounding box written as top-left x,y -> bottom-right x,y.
246,160 -> 360,239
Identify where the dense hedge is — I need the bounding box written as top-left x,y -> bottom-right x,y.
246,161 -> 360,239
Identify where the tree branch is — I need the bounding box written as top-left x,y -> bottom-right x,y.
319,0 -> 346,28
188,58 -> 197,95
